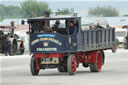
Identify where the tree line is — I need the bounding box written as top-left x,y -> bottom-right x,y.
88,6 -> 119,17
0,4 -> 23,21
0,0 -> 120,22
0,0 -> 74,22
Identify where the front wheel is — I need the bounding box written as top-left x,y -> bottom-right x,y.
67,54 -> 77,75
30,56 -> 40,75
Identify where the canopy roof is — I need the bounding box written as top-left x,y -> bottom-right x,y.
28,16 -> 81,21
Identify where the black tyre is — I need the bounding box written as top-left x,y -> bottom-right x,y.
30,56 -> 39,75
19,48 -> 24,55
58,56 -> 67,72
57,65 -> 67,72
115,38 -> 119,46
0,40 -> 3,53
112,44 -> 117,53
90,51 -> 102,72
82,63 -> 89,68
123,44 -> 128,49
9,44 -> 17,56
112,38 -> 118,53
100,51 -> 105,65
19,43 -> 24,55
67,54 -> 77,75
16,42 -> 24,55
123,37 -> 128,49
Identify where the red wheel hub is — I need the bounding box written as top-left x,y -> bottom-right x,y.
34,58 -> 40,71
97,53 -> 102,71
72,56 -> 77,73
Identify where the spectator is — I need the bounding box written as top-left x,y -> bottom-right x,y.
4,35 -> 11,56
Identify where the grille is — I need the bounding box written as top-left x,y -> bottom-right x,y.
115,31 -> 126,37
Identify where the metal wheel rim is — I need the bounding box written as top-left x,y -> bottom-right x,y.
72,56 -> 77,73
34,59 -> 39,72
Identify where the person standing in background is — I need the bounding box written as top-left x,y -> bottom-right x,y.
4,35 -> 11,56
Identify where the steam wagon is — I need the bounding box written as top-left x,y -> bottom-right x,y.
22,16 -> 117,75
0,25 -> 24,55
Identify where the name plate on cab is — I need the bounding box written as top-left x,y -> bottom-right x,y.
36,48 -> 57,51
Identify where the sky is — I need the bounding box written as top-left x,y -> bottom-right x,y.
0,0 -> 128,16
1,0 -> 128,25
0,0 -> 128,1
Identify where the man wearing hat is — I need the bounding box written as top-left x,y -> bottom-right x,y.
52,20 -> 60,32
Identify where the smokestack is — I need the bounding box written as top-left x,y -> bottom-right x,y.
44,11 -> 50,17
10,21 -> 14,36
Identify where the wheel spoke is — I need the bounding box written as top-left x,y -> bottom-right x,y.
90,51 -> 102,72
72,64 -> 76,66
67,55 -> 77,75
72,56 -> 77,73
72,67 -> 76,72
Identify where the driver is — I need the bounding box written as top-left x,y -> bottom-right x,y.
69,21 -> 77,36
52,20 -> 60,32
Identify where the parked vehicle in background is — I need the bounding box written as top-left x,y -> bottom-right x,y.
114,25 -> 128,49
0,22 -> 25,55
122,25 -> 128,49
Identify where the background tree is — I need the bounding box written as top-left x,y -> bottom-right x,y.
0,4 -> 23,21
88,6 -> 119,17
21,0 -> 51,18
56,8 -> 74,15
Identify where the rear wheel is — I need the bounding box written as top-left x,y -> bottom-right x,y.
82,63 -> 89,68
67,54 -> 77,75
19,43 -> 24,55
57,65 -> 67,72
123,37 -> 128,49
115,38 -> 119,46
112,44 -> 117,53
100,51 -> 105,65
9,39 -> 17,56
16,42 -> 24,55
58,56 -> 67,72
30,56 -> 40,75
123,44 -> 128,49
90,51 -> 102,72
9,44 -> 17,55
